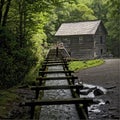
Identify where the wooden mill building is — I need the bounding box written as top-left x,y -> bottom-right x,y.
55,20 -> 107,59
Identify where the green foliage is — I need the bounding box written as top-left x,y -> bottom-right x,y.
88,0 -> 119,57
68,59 -> 104,71
0,0 -> 119,89
69,61 -> 86,71
0,52 -> 16,88
56,2 -> 96,23
0,0 -> 49,88
0,27 -> 38,88
86,59 -> 104,67
89,0 -> 108,22
105,0 -> 120,57
45,1 -> 96,42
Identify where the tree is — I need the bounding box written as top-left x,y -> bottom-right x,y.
0,0 -> 69,88
44,1 -> 96,43
89,0 -> 108,22
105,0 -> 120,57
0,0 -> 12,26
0,0 -> 4,23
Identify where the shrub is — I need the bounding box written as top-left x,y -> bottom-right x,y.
0,27 -> 38,88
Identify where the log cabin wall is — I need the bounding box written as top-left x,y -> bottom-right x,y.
57,35 -> 94,59
55,20 -> 107,59
93,24 -> 107,58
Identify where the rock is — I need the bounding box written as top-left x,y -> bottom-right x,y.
111,114 -> 119,119
102,114 -> 109,118
88,87 -> 97,93
105,100 -> 110,104
83,86 -> 90,89
93,88 -> 104,96
80,87 -> 97,95
109,107 -> 116,111
93,99 -> 101,104
80,89 -> 89,95
106,86 -> 116,90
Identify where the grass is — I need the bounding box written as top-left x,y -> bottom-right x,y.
68,59 -> 104,71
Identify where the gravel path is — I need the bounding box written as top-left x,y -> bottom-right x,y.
75,59 -> 120,120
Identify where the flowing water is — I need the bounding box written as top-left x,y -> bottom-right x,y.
39,65 -> 107,120
39,65 -> 80,120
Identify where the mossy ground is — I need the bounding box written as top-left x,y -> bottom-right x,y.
0,62 -> 42,118
0,87 -> 19,118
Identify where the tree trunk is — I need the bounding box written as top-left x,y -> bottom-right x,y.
2,0 -> 11,26
0,0 -> 5,24
19,0 -> 27,47
19,1 -> 23,47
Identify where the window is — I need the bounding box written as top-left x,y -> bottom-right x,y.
100,36 -> 103,44
101,49 -> 103,55
64,38 -> 70,44
79,36 -> 83,44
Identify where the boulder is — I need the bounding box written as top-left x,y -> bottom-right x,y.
93,88 -> 104,96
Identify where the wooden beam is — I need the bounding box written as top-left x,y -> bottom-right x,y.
42,63 -> 68,66
39,70 -> 74,74
44,59 -> 61,61
31,85 -> 83,90
20,98 -> 93,106
44,61 -> 63,63
36,76 -> 78,81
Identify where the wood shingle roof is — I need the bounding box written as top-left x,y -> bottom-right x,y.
55,20 -> 102,36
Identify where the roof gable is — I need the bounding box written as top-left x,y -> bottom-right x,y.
55,20 -> 105,36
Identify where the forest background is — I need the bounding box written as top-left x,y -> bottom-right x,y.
0,0 -> 119,88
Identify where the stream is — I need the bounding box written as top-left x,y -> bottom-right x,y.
39,65 -> 107,120
39,65 -> 80,120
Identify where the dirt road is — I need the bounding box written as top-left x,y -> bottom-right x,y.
75,59 -> 120,120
